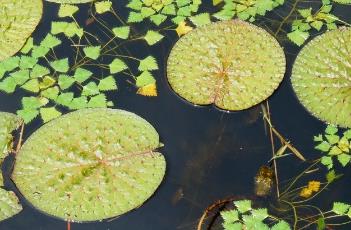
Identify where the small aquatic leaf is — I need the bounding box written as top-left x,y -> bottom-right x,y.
0,112 -> 22,159
87,94 -> 107,108
40,34 -> 62,49
315,141 -> 331,152
127,0 -> 143,10
95,1 -> 112,14
58,75 -> 75,90
22,97 -> 42,110
82,82 -> 99,96
128,12 -> 144,23
98,76 -> 117,91
30,65 -> 50,79
0,78 -> 17,93
51,21 -> 69,35
50,58 -> 69,73
271,221 -> 291,230
21,79 -> 40,93
83,46 -> 101,60
221,209 -> 239,223
175,21 -> 193,36
143,30 -> 164,45
321,156 -> 333,169
138,56 -> 158,71
0,189 -> 22,221
39,107 -> 62,122
19,56 -> 37,69
137,83 -> 157,97
58,4 -> 79,17
46,0 -> 95,3
287,30 -> 309,46
0,57 -> 20,72
326,170 -> 340,183
21,38 -> 34,54
337,154 -> 351,167
162,4 -> 176,15
41,87 -> 59,100
56,92 -> 74,106
223,222 -> 242,230
136,71 -> 156,87
74,68 -> 93,83
234,200 -> 252,213
17,109 -> 39,124
112,26 -> 130,39
150,14 -> 167,25
189,13 -> 211,26
251,208 -> 268,221
31,46 -> 50,58
325,125 -> 338,135
109,58 -> 128,74
332,202 -> 350,215
39,76 -> 56,89
67,96 -> 88,109
13,109 -> 166,221
11,70 -> 30,85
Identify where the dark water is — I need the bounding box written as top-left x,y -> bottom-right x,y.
0,1 -> 351,230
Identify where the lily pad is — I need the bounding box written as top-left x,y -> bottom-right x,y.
13,109 -> 166,222
291,27 -> 351,128
166,20 -> 286,111
0,0 -> 43,61
45,0 -> 94,3
0,112 -> 22,160
0,189 -> 22,221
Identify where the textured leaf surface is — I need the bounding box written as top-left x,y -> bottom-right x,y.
291,27 -> 351,128
0,112 -> 22,159
167,20 -> 286,111
0,0 -> 43,61
45,0 -> 94,3
13,109 -> 166,222
0,189 -> 22,221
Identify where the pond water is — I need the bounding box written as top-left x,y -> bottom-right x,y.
0,0 -> 351,230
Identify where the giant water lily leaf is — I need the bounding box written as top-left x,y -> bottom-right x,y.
45,0 -> 94,3
291,27 -> 351,128
0,189 -> 22,221
13,109 -> 166,222
167,20 -> 286,111
332,0 -> 351,4
0,112 -> 22,160
0,0 -> 43,61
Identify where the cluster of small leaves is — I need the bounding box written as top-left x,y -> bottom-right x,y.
221,200 -> 291,230
212,0 -> 284,22
331,202 -> 351,218
126,0 -> 203,25
314,125 -> 351,170
287,0 -> 338,46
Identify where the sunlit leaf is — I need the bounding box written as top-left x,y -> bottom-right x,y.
138,56 -> 158,71
58,4 -> 79,18
98,76 -> 117,91
83,46 -> 101,60
143,30 -> 164,45
112,26 -> 130,39
87,94 -> 107,108
50,58 -> 69,73
109,58 -> 128,74
19,56 -> 37,69
95,1 -> 112,14
58,75 -> 75,90
40,107 -> 62,123
175,21 -> 193,36
21,38 -> 34,54
21,79 -> 40,93
234,200 -> 252,213
332,202 -> 350,215
0,189 -> 22,221
189,13 -> 211,27
137,83 -> 157,97
136,71 -> 156,87
74,68 -> 93,83
82,82 -> 99,96
31,46 -> 50,58
56,92 -> 74,106
41,34 -> 62,49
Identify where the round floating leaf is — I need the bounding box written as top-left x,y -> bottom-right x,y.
0,0 -> 43,61
45,0 -> 94,3
332,0 -> 351,4
0,112 -> 22,159
13,109 -> 166,222
0,189 -> 22,221
167,20 -> 286,111
291,27 -> 351,128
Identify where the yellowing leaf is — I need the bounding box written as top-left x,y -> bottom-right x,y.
176,21 -> 193,36
300,187 -> 313,198
307,181 -> 321,192
137,83 -> 157,97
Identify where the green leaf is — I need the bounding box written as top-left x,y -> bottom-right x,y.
82,82 -> 99,96
58,75 -> 75,90
98,76 -> 117,91
250,208 -> 268,222
221,209 -> 239,224
127,0 -> 143,10
83,46 -> 101,60
22,97 -> 42,110
21,38 -> 34,54
56,92 -> 74,106
150,14 -> 167,25
41,34 -> 62,49
0,78 -> 17,93
19,56 -> 37,69
344,130 -> 351,139
40,107 -> 62,123
143,30 -> 164,45
337,153 -> 351,167
31,46 -> 50,58
287,30 -> 310,46
109,58 -> 128,74
222,222 -> 242,230
298,8 -> 312,18
332,202 -> 350,215
21,79 -> 40,93
50,58 -> 69,73
127,12 -> 144,23
138,56 -> 158,71
326,170 -> 341,183
321,156 -> 333,169
17,109 -> 39,124
41,87 -> 59,100
67,96 -> 88,110
314,134 -> 323,142
87,94 -> 107,108
95,1 -> 112,14
141,7 -> 155,17
58,4 -> 79,18
190,13 -> 211,27
329,146 -> 342,155
162,4 -> 176,15
51,21 -> 69,35
325,125 -> 338,135
11,70 -> 30,85
136,71 -> 156,87
30,65 -> 50,79
39,76 -> 56,89
311,21 -> 324,31
0,56 -> 20,72
0,188 -> 23,221
315,141 -> 331,152
112,26 -> 130,39
271,220 -> 291,230
234,200 -> 252,213
74,68 -> 93,83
